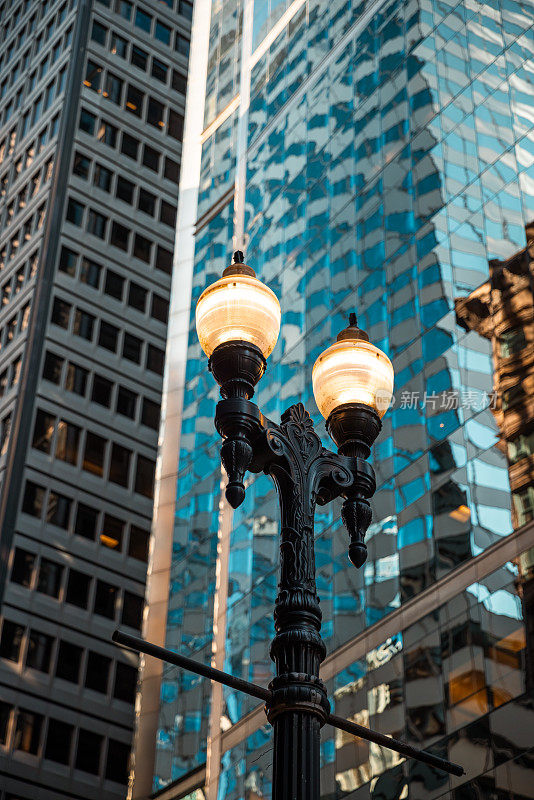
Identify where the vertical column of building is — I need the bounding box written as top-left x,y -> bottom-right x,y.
0,1 -> 191,799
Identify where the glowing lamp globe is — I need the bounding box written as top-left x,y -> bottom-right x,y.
196,261 -> 280,359
312,314 -> 394,457
196,253 -> 281,400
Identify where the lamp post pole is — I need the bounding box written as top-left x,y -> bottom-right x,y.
214,398 -> 375,800
113,252 -> 464,799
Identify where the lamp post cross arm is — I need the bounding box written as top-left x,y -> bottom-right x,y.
112,629 -> 464,778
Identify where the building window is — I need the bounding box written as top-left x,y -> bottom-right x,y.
116,386 -> 137,419
84,60 -> 102,92
65,363 -> 88,396
155,19 -> 171,46
32,409 -> 55,454
105,739 -> 130,784
37,558 -> 63,599
80,257 -> 102,288
73,151 -> 90,179
79,108 -> 96,134
134,7 -> 152,32
91,19 -> 107,46
108,443 -> 131,487
83,431 -> 106,476
164,155 -> 180,183
65,569 -> 91,608
122,591 -> 143,629
175,32 -> 190,57
128,525 -> 149,561
135,455 -> 155,498
97,120 -> 117,147
128,282 -> 146,312
138,188 -> 156,215
55,420 -> 81,465
116,0 -> 132,21
101,513 -> 124,550
114,662 -> 137,702
125,84 -> 144,116
104,72 -> 123,104
151,294 -> 169,323
93,163 -> 112,192
502,384 -> 525,411
152,57 -> 167,83
51,297 -> 71,328
26,630 -> 53,673
116,175 -> 134,204
75,503 -> 98,540
168,109 -> 183,140
120,131 -> 138,159
499,327 -> 526,358
11,548 -> 35,587
179,0 -> 193,20
147,97 -> 165,128
43,352 -> 64,386
98,320 -> 119,352
14,710 -> 43,755
147,344 -> 165,375
85,651 -> 111,693
45,719 -> 74,764
55,640 -> 82,683
133,233 -> 151,263
94,580 -> 117,619
111,32 -> 128,58
172,70 -> 187,94
141,398 -> 160,430
513,486 -> 534,527
105,270 -> 125,300
87,209 -> 107,238
46,491 -> 72,529
73,309 -> 95,340
76,729 -> 103,775
123,332 -> 142,363
0,702 -> 12,745
110,220 -> 130,251
156,244 -> 173,274
0,620 -> 24,662
91,374 -> 113,407
131,44 -> 148,71
22,481 -> 45,518
58,246 -> 77,276
142,144 -> 159,172
160,200 -> 177,228
508,431 -> 534,465
66,197 -> 84,226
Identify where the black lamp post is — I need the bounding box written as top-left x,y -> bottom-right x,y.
113,251 -> 464,800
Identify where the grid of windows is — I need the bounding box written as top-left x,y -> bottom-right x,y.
50,292 -> 166,374
10,540 -> 145,629
0,698 -> 131,783
31,407 -> 156,497
21,478 -> 150,561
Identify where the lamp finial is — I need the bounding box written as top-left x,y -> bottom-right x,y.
233,250 -> 245,264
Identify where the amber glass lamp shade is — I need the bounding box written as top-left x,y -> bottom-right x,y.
196,270 -> 281,359
312,338 -> 394,420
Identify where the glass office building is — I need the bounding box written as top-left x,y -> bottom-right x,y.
140,0 -> 534,798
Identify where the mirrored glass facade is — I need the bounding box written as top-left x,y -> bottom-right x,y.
149,0 -> 534,797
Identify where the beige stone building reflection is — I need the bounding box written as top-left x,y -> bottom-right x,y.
455,222 -> 534,530
455,222 -> 534,691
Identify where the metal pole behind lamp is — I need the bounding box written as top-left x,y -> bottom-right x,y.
196,252 -> 395,800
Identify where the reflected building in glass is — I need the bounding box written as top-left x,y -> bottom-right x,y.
135,0 -> 534,798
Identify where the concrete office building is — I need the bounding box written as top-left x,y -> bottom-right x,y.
135,0 -> 534,799
0,0 -> 191,798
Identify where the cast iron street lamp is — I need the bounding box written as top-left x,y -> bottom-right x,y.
113,252 -> 463,800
